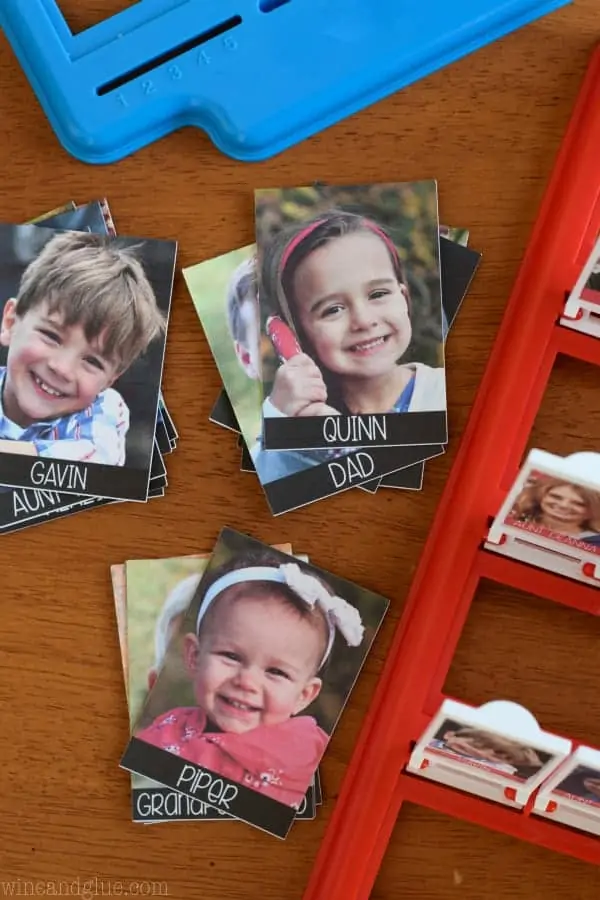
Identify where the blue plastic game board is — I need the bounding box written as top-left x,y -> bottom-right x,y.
0,0 -> 571,164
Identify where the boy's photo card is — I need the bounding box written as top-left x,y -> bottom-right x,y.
408,699 -> 571,808
533,746 -> 600,836
120,529 -> 389,838
113,544 -> 318,824
486,449 -> 600,584
0,223 -> 176,502
255,181 -> 447,452
562,234 -> 600,338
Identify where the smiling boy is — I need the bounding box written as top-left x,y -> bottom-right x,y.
0,231 -> 165,466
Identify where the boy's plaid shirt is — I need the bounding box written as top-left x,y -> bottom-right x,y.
0,367 -> 129,465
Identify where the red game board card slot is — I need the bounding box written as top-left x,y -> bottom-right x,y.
478,549 -> 600,615
303,44 -> 600,900
554,323 -> 600,365
398,773 -> 600,865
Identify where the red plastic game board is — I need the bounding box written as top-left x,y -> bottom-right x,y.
304,43 -> 600,900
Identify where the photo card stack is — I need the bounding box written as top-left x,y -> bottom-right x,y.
120,528 -> 389,838
184,181 -> 481,514
0,199 -> 178,535
561,234 -> 600,338
111,543 -> 322,824
485,448 -> 600,586
533,745 -> 600,836
407,699 -> 572,808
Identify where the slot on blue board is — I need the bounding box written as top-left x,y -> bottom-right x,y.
97,15 -> 243,95
0,0 -> 572,164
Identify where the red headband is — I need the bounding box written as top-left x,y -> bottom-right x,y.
279,217 -> 401,274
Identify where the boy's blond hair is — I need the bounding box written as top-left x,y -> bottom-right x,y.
226,256 -> 257,349
16,231 -> 166,372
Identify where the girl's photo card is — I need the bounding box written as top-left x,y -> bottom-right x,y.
0,223 -> 177,503
254,181 -> 447,452
562,234 -> 600,338
120,528 -> 390,839
183,247 -> 430,515
407,699 -> 571,808
533,746 -> 600,836
486,449 -> 600,585
184,231 -> 479,515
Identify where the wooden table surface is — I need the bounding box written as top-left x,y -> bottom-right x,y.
1,2 -> 599,898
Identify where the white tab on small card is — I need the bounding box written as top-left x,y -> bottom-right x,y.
407,699 -> 572,808
484,449 -> 600,586
561,235 -> 600,338
533,745 -> 600,836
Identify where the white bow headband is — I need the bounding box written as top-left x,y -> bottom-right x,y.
196,563 -> 364,668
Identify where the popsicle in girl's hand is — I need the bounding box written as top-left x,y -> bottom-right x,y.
266,316 -> 340,417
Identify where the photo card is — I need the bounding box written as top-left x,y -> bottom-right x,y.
485,448 -> 600,586
561,234 -> 600,338
183,233 -> 448,515
407,699 -> 571,808
254,181 -> 447,452
113,544 -> 317,824
533,745 -> 600,836
0,223 -> 176,502
121,528 -> 390,838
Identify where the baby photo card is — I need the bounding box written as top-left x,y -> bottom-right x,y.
113,544 -> 318,824
120,528 -> 390,839
561,234 -> 600,338
0,222 -> 177,502
407,699 -> 571,808
485,449 -> 600,585
533,745 -> 600,836
254,181 -> 447,452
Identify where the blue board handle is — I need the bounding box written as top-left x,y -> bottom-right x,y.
0,0 -> 572,164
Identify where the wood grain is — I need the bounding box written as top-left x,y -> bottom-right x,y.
1,3 -> 599,897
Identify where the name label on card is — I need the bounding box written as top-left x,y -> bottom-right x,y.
132,787 -> 229,821
30,460 -> 88,492
176,762 -> 239,809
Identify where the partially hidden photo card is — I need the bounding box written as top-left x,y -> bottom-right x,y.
533,745 -> 600,836
113,545 -> 317,823
0,223 -> 177,502
407,699 -> 571,808
561,234 -> 600,339
485,448 -> 600,586
121,528 -> 389,838
123,552 -> 232,823
184,246 -> 433,516
255,181 -> 447,453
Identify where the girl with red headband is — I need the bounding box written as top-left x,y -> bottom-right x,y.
260,209 -> 446,419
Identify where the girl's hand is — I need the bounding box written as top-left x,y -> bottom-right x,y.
269,354 -> 340,417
